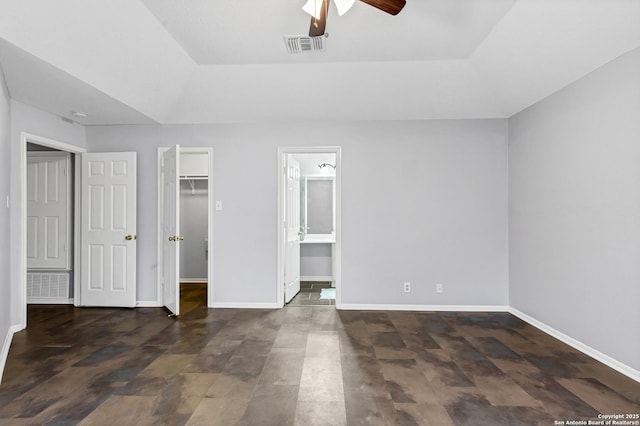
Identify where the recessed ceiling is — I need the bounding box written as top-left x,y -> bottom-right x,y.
0,0 -> 638,125
140,0 -> 517,64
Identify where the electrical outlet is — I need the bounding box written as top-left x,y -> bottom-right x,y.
403,282 -> 411,293
436,283 -> 443,294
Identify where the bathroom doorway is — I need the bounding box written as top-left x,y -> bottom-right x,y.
277,147 -> 341,308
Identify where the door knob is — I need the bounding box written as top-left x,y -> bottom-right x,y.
168,236 -> 176,242
125,235 -> 136,241
177,236 -> 184,241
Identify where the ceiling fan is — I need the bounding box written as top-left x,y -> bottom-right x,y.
303,0 -> 406,37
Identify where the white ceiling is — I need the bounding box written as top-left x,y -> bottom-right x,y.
139,0 -> 517,64
0,0 -> 638,125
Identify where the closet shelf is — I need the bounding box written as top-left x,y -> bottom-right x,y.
179,175 -> 208,180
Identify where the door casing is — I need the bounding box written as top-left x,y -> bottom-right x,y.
277,146 -> 342,308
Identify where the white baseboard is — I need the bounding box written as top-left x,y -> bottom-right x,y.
339,304 -> 510,312
27,298 -> 73,305
211,302 -> 280,309
508,307 -> 640,383
180,279 -> 208,284
301,276 -> 333,282
0,325 -> 22,385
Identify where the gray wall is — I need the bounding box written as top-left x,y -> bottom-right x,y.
342,120 -> 508,305
509,47 -> 640,371
180,179 -> 208,280
301,243 -> 332,278
0,64 -> 11,375
86,119 -> 509,306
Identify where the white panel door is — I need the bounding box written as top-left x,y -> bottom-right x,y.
162,145 -> 180,316
284,156 -> 301,303
80,152 -> 137,307
26,152 -> 71,269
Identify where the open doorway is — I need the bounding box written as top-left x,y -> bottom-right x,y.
178,155 -> 209,314
277,147 -> 341,308
157,147 -> 213,316
18,133 -> 85,328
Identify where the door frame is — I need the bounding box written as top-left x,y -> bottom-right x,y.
18,132 -> 86,329
277,146 -> 342,308
157,147 -> 214,308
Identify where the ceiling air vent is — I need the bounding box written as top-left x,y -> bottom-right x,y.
284,36 -> 326,54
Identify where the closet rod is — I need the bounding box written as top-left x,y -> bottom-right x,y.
179,175 -> 208,180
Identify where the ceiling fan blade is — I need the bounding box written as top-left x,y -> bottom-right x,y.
359,0 -> 406,15
309,0 -> 330,37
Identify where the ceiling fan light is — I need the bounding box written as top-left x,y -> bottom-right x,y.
302,0 -> 323,19
334,0 -> 356,16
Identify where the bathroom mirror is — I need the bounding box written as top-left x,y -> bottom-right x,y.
301,176 -> 335,242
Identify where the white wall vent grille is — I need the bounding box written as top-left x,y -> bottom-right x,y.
27,272 -> 70,300
284,36 -> 325,54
